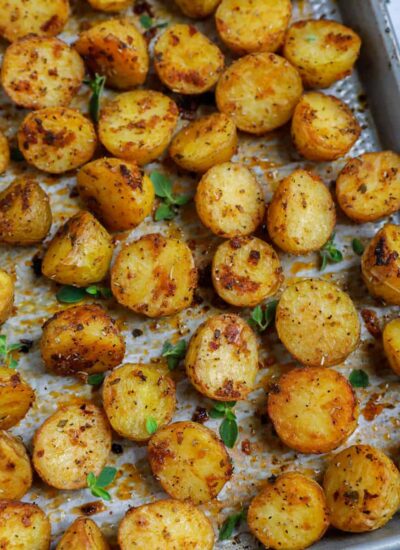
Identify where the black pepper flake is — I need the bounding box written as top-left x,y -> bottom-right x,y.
132,329 -> 143,338
31,253 -> 43,277
111,443 -> 123,455
19,339 -> 33,353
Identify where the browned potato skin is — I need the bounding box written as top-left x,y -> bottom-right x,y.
0,500 -> 51,549
175,0 -> 221,18
0,431 -> 32,500
75,19 -> 149,90
57,517 -> 109,550
323,445 -> 400,532
0,132 -> 10,174
248,472 -> 329,550
0,270 -> 14,325
0,178 -> 52,246
41,304 -> 125,377
0,367 -> 35,430
77,158 -> 155,231
42,211 -> 113,287
148,421 -> 232,504
383,318 -> 400,375
87,0 -> 131,11
267,367 -> 358,454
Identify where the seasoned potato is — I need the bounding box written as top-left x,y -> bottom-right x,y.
0,501 -> 51,549
87,0 -> 131,11
216,0 -> 292,54
0,0 -> 69,42
291,92 -> 361,161
0,431 -> 32,500
57,517 -> 109,550
0,132 -> 10,174
175,0 -> 221,18
118,499 -> 214,550
111,233 -> 197,318
103,363 -> 175,442
75,19 -> 148,90
267,169 -> 336,255
0,367 -> 35,430
361,224 -> 400,305
170,113 -> 237,173
284,19 -> 361,89
383,318 -> 400,376
154,24 -> 224,95
212,236 -> 283,307
185,313 -> 258,401
248,472 -> 329,550
41,304 -> 125,377
148,421 -> 232,504
42,211 -> 113,287
324,445 -> 400,532
1,35 -> 84,110
33,402 -> 111,490
268,367 -> 358,454
336,151 -> 400,223
99,91 -> 179,165
0,270 -> 14,325
276,280 -> 360,367
0,178 -> 52,246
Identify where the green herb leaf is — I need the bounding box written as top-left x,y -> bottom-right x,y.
96,466 -> 117,488
249,301 -> 278,332
150,172 -> 173,200
0,335 -> 22,369
209,408 -> 225,419
146,417 -> 158,435
150,171 -> 191,221
87,373 -> 105,386
85,285 -> 112,299
91,486 -> 112,501
155,203 -> 175,221
140,14 -> 153,29
56,286 -> 87,303
161,339 -> 187,370
173,194 -> 191,206
8,358 -> 18,370
352,238 -> 364,256
349,369 -> 369,388
87,472 -> 96,488
305,35 -> 317,42
319,234 -> 343,271
84,73 -> 106,123
220,417 -> 238,448
87,466 -> 117,501
218,510 -> 245,541
10,147 -> 24,162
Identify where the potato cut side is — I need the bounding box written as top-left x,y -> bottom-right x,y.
0,132 -> 10,174
0,431 -> 32,500
0,270 -> 14,325
383,318 -> 400,376
0,501 -> 51,550
175,0 -> 221,18
87,0 -> 132,12
57,517 -> 109,550
0,367 -> 35,430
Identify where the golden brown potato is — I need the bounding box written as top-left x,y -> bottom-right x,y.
0,431 -> 32,500
0,500 -> 51,549
383,318 -> 400,376
42,211 -> 113,287
0,0 -> 69,42
361,223 -> 400,305
154,24 -> 224,95
57,517 -> 109,550
268,367 -> 358,454
0,178 -> 52,246
216,53 -> 303,134
148,421 -> 232,504
216,0 -> 291,54
18,107 -> 97,174
1,35 -> 84,110
118,499 -> 214,550
103,363 -> 176,442
169,113 -> 238,173
212,236 -> 283,307
186,313 -> 258,401
0,132 -> 10,174
77,158 -> 155,231
276,279 -> 360,367
41,304 -> 125,377
87,0 -> 131,11
291,92 -> 361,161
267,169 -> 336,255
0,367 -> 35,430
336,151 -> 400,223
248,472 -> 329,550
0,270 -> 14,325
284,19 -> 361,89
175,0 -> 220,18
111,233 -> 197,318
323,445 -> 400,532
99,91 -> 179,165
33,402 -> 111,490
75,19 -> 149,90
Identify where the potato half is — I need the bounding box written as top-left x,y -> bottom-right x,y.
87,0 -> 132,12
0,431 -> 32,500
0,367 -> 35,430
383,318 -> 400,376
175,0 -> 221,18
0,132 -> 10,174
0,500 -> 51,549
0,270 -> 14,325
57,517 -> 109,550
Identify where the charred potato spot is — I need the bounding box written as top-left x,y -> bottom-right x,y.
0,270 -> 14,324
57,517 -> 109,549
175,0 -> 221,18
0,132 -> 10,174
383,318 -> 400,376
0,367 -> 35,430
0,431 -> 32,500
0,500 -> 51,549
87,0 -> 132,12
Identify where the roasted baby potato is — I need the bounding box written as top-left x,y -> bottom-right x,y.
248,472 -> 329,550
0,431 -> 32,500
175,0 -> 221,18
284,19 -> 361,89
276,279 -> 360,367
33,402 -> 112,490
216,0 -> 292,54
154,24 -> 224,95
267,169 -> 336,255
0,367 -> 35,429
41,304 -> 125,376
103,363 -> 176,442
216,53 -> 303,134
1,35 -> 84,110
291,92 -> 361,161
186,313 -> 258,401
118,499 -> 214,550
99,90 -> 179,165
0,132 -> 10,174
148,421 -> 232,504
336,151 -> 400,223
212,236 -> 283,307
323,445 -> 400,532
42,211 -> 113,287
111,233 -> 197,318
75,19 -> 148,90
0,270 -> 14,325
18,107 -> 97,174
383,318 -> 400,376
0,178 -> 52,246
77,158 -> 155,231
57,517 -> 109,550
87,0 -> 131,11
268,367 -> 358,454
170,113 -> 237,173
0,500 -> 51,549
361,223 -> 400,305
